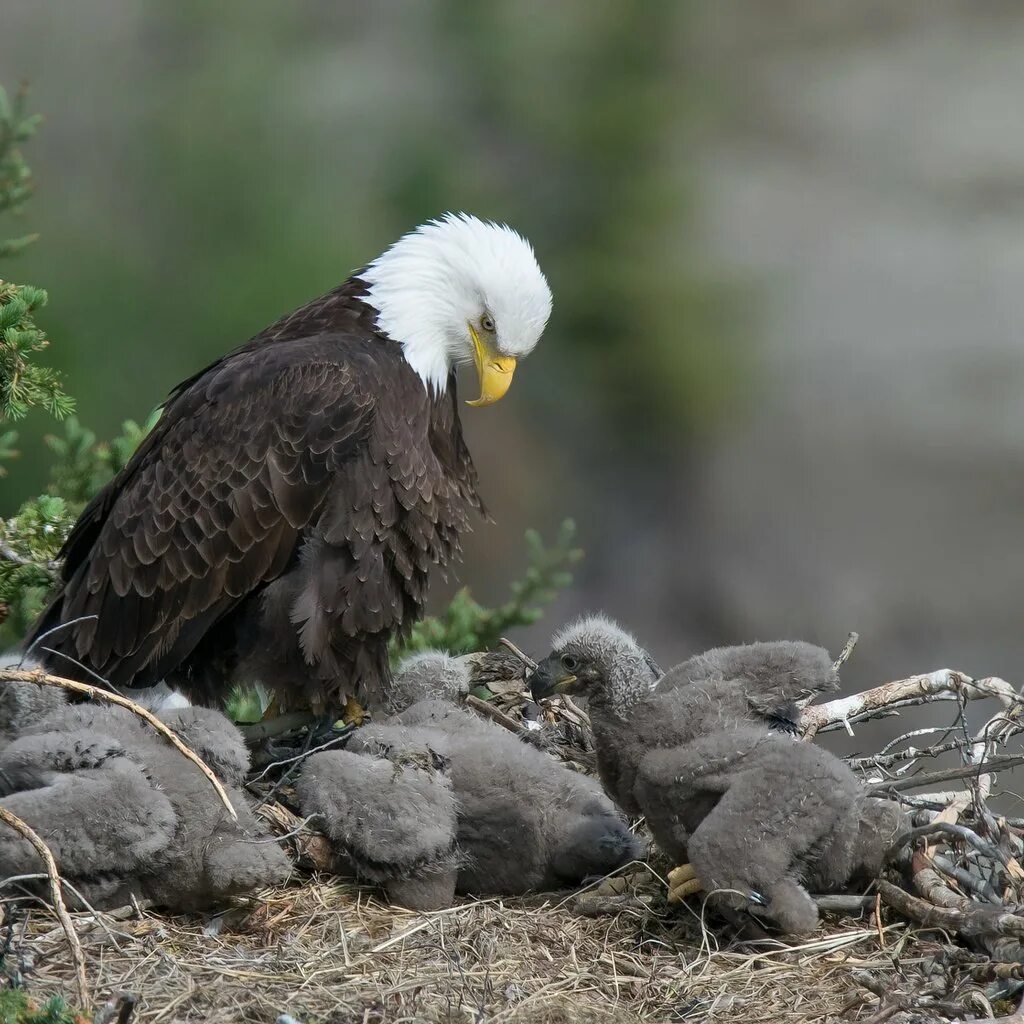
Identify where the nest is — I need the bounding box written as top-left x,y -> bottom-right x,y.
1,874 -> 988,1023
3,649 -> 1024,1023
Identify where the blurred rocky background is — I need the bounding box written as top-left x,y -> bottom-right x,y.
2,0 -> 1022,705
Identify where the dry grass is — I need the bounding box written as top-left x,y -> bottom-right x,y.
9,872 -> 949,1024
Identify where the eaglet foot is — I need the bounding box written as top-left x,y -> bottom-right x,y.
667,862 -> 703,903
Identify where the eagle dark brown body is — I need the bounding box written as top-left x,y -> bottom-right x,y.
27,281 -> 483,709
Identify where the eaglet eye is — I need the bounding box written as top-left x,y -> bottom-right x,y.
561,653 -> 579,672
480,313 -> 496,333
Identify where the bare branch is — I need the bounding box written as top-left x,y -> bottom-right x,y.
23,614 -> 97,662
886,822 -> 1012,870
832,631 -> 860,672
0,543 -> 31,566
849,738 -> 967,773
499,636 -> 538,672
870,756 -> 1024,797
878,879 -> 1024,939
562,693 -> 592,729
246,728 -> 354,785
0,806 -> 89,1010
802,670 -> 1019,739
930,853 -> 1002,903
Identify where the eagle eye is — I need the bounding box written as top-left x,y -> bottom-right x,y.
480,313 -> 496,333
561,653 -> 579,672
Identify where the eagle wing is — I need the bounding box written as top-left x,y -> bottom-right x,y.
35,335 -> 382,686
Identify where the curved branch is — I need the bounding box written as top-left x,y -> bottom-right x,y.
0,806 -> 89,1010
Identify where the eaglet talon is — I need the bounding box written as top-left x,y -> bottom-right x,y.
667,862 -> 703,903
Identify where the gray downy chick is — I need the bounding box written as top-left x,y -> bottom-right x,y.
656,639 -> 904,879
387,652 -> 645,892
530,616 -> 904,935
0,720 -> 177,909
385,650 -> 473,714
295,744 -> 460,911
296,651 -> 644,908
385,648 -> 529,715
390,648 -> 558,751
0,688 -> 289,911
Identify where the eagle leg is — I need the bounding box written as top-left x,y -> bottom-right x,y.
667,862 -> 703,903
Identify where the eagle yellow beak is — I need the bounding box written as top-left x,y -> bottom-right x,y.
466,323 -> 517,407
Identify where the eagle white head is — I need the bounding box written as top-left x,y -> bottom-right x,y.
361,213 -> 553,403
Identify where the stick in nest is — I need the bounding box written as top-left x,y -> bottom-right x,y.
832,631 -> 860,672
0,806 -> 90,1011
801,670 -> 1019,739
886,821 -> 1013,872
877,878 -> 1024,940
869,755 -> 1024,797
0,667 -> 237,820
464,694 -> 525,734
499,636 -> 537,672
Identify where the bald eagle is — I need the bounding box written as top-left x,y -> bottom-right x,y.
26,214 -> 552,711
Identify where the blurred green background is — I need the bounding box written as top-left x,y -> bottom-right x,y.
3,0 -> 1024,694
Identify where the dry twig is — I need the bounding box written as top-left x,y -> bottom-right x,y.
464,694 -> 526,735
870,755 -> 1024,797
0,806 -> 90,1010
832,631 -> 860,672
499,636 -> 538,672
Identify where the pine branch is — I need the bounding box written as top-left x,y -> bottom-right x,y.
393,519 -> 583,659
0,409 -> 159,638
0,84 -> 41,221
0,84 -> 73,426
45,410 -> 159,510
0,494 -> 72,634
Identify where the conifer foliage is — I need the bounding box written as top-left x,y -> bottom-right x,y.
0,86 -> 71,423
0,85 -> 77,638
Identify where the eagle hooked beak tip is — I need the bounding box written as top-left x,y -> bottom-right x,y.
466,323 -> 516,407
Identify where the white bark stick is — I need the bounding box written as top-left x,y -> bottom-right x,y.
801,671 -> 1018,740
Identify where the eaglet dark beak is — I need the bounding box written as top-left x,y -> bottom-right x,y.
528,656 -> 577,700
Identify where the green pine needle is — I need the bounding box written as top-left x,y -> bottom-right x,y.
0,85 -> 73,426
0,990 -> 84,1024
392,518 -> 583,661
43,408 -> 159,510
